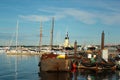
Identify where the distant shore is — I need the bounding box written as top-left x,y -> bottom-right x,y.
6,52 -> 44,56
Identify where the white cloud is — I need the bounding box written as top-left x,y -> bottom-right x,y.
63,8 -> 96,24
38,7 -> 96,24
19,15 -> 51,22
104,15 -> 120,25
19,7 -> 120,25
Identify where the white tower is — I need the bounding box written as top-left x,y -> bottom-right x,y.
64,32 -> 71,47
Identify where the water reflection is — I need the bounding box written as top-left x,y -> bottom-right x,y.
116,70 -> 120,80
39,71 -> 73,80
78,69 -> 116,80
0,53 -> 120,80
39,69 -> 119,80
0,53 -> 40,80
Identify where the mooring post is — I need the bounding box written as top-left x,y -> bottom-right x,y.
101,31 -> 105,50
74,40 -> 77,58
73,41 -> 78,80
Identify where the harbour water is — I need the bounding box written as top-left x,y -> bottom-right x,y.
0,52 -> 120,80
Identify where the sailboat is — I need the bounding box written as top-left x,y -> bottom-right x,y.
6,20 -> 20,54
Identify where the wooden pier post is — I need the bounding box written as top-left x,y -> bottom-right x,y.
101,31 -> 105,50
74,40 -> 77,58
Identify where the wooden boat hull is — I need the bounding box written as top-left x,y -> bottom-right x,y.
81,62 -> 96,67
40,58 -> 72,71
78,62 -> 116,70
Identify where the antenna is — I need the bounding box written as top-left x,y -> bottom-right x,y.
65,25 -> 68,34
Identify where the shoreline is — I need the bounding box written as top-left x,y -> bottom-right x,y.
6,52 -> 45,56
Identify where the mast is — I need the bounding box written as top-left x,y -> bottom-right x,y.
50,17 -> 54,50
39,21 -> 42,51
16,20 -> 19,51
101,31 -> 105,50
15,20 -> 18,79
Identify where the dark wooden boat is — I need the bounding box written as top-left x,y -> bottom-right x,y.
100,62 -> 116,68
79,57 -> 116,70
80,58 -> 96,67
81,62 -> 96,67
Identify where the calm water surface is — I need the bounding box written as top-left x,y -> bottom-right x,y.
0,52 -> 120,80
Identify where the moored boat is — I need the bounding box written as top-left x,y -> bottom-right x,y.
39,53 -> 72,71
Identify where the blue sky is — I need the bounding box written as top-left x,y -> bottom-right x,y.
0,0 -> 120,46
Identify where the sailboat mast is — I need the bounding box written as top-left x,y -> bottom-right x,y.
15,20 -> 18,79
16,20 -> 19,51
50,17 -> 54,50
39,21 -> 42,51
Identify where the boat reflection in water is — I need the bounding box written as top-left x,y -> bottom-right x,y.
39,71 -> 73,80
78,69 -> 116,80
38,69 -> 119,80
